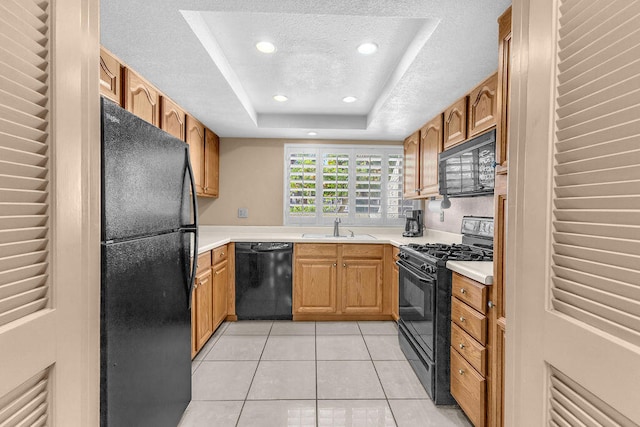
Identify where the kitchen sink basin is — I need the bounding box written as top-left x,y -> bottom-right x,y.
301,233 -> 377,240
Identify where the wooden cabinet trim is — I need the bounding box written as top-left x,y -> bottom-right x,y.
341,244 -> 384,259
295,243 -> 339,258
495,6 -> 512,175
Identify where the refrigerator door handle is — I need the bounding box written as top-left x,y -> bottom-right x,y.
185,146 -> 199,308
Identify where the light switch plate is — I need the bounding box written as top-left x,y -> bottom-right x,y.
440,211 -> 445,222
238,207 -> 249,218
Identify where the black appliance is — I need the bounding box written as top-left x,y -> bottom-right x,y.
397,217 -> 493,405
439,129 -> 495,198
402,209 -> 424,237
235,242 -> 293,320
100,97 -> 197,427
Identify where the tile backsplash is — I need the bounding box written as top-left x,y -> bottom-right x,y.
424,195 -> 494,234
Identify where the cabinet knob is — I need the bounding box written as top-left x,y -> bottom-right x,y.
415,189 -> 419,193
333,263 -> 337,267
487,300 -> 495,309
220,252 -> 225,257
459,316 -> 466,323
343,263 -> 347,268
459,343 -> 465,350
459,369 -> 465,375
460,288 -> 466,294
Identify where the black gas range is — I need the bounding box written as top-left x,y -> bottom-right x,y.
397,216 -> 493,405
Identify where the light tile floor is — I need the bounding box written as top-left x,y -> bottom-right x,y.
181,321 -> 472,427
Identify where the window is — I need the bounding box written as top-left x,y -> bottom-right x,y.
284,145 -> 413,226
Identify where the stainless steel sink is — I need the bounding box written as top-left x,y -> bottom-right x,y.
301,233 -> 377,240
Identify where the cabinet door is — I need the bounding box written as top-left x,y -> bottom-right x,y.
194,268 -> 214,351
341,259 -> 383,314
160,96 -> 186,140
123,68 -> 160,126
403,131 -> 420,199
212,260 -> 228,329
495,8 -> 512,176
204,128 -> 220,198
419,114 -> 443,197
100,47 -> 122,105
186,114 -> 205,195
293,259 -> 338,314
468,73 -> 498,138
443,96 -> 468,149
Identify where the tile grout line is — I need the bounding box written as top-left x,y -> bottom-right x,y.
359,322 -> 402,427
233,321 -> 273,427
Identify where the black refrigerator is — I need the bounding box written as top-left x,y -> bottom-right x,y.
100,97 -> 198,426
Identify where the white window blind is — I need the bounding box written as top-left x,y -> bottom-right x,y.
551,0 -> 640,346
285,145 -> 411,226
0,0 -> 50,327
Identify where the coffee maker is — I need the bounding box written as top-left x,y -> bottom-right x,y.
403,209 -> 424,237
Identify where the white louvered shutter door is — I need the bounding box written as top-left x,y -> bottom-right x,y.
510,0 -> 640,425
0,0 -> 53,424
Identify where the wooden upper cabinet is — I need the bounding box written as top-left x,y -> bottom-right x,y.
468,72 -> 498,138
160,96 -> 186,140
186,114 -> 205,195
204,128 -> 220,198
443,96 -> 468,149
403,131 -> 420,199
495,7 -> 512,175
124,68 -> 160,126
419,114 -> 443,197
99,47 -> 122,105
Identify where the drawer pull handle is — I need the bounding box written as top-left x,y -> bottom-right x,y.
459,343 -> 465,349
459,316 -> 466,323
460,288 -> 466,294
459,369 -> 465,375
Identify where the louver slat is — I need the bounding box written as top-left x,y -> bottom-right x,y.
0,0 -> 49,328
549,368 -> 637,426
0,370 -> 49,425
552,1 -> 640,348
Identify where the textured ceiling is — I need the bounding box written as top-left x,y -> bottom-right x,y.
101,0 -> 512,141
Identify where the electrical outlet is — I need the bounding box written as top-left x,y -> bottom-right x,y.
440,211 -> 445,222
238,208 -> 248,218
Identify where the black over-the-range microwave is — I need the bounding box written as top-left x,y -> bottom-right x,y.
438,129 -> 496,198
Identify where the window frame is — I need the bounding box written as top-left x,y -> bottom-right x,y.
283,144 -> 410,226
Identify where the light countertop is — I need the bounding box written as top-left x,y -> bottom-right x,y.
197,226 -> 493,284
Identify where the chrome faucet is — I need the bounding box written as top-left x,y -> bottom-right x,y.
333,218 -> 341,237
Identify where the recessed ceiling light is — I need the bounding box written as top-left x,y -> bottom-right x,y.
357,42 -> 378,55
273,94 -> 288,102
307,131 -> 318,136
256,41 -> 276,54
342,96 -> 357,103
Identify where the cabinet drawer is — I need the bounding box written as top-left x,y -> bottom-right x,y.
296,243 -> 338,258
452,273 -> 488,314
451,322 -> 486,376
197,251 -> 211,274
450,348 -> 486,427
451,297 -> 487,345
212,245 -> 228,264
342,244 -> 384,258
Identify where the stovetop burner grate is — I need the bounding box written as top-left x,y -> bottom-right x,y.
403,243 -> 493,263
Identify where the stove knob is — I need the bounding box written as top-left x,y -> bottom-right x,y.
420,263 -> 428,271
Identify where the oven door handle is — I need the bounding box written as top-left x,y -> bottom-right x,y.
396,260 -> 436,284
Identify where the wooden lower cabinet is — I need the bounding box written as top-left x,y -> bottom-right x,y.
212,259 -> 228,328
191,245 -> 231,358
193,256 -> 213,356
293,243 -> 390,320
450,272 -> 489,427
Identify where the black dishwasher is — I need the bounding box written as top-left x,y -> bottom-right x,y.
235,242 -> 293,320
